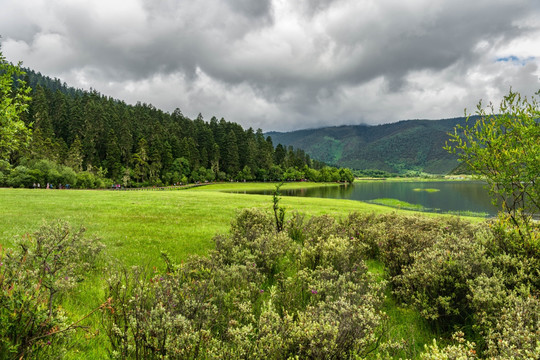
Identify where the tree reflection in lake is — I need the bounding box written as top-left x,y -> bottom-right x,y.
244,181 -> 499,217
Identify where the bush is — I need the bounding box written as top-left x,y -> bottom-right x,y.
0,160 -> 11,186
3,159 -> 83,188
7,165 -> 35,188
229,208 -> 275,242
102,210 -> 387,359
76,171 -> 98,189
343,213 -> 479,279
420,332 -> 478,359
393,233 -> 492,327
483,292 -> 540,359
487,215 -> 540,263
59,166 -> 77,187
338,212 -> 385,259
0,221 -> 104,359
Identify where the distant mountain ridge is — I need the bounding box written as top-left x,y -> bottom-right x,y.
266,117 -> 476,174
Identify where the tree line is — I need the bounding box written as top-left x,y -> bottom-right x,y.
1,67 -> 354,188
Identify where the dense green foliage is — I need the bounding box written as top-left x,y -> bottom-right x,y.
446,89 -> 540,237
0,221 -> 104,359
3,209 -> 538,359
266,118 -> 476,174
0,48 -> 32,162
103,209 -> 386,359
3,49 -> 538,359
0,68 -> 354,188
345,212 -> 539,358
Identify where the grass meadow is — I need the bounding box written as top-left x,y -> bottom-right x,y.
0,182 -> 403,266
0,182 -> 475,358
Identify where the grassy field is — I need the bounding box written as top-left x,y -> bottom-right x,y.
1,182 -> 406,266
369,198 -> 426,211
0,181 -> 481,266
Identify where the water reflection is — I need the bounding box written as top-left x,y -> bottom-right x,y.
244,181 -> 500,216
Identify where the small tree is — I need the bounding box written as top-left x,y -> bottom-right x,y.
273,182 -> 286,232
445,89 -> 540,242
0,47 -> 32,162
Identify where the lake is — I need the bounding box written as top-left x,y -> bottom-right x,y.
249,181 -> 500,217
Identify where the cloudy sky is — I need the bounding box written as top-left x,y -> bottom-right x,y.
1,0 -> 539,131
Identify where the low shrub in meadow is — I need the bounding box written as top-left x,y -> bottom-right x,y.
102,208 -> 386,359
393,233 -> 492,327
336,212 -> 480,279
3,207 -> 538,358
0,221 -> 104,359
483,292 -> 540,359
420,332 -> 478,359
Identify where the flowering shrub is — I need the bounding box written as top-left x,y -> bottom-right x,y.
0,221 -> 104,359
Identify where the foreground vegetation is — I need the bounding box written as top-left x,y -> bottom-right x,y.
1,185 -> 538,358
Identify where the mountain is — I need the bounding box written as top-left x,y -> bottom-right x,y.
266,118 -> 476,174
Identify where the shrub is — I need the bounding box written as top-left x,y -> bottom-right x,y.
0,159 -> 11,186
394,233 -> 492,328
229,208 -> 275,242
0,221 -> 104,359
7,165 -> 35,188
103,210 -> 387,359
357,213 -> 481,279
420,332 -> 478,359
338,212 -> 384,259
302,214 -> 339,242
59,166 -> 77,187
375,214 -> 443,278
286,211 -> 306,245
486,216 -> 540,269
483,292 -> 540,359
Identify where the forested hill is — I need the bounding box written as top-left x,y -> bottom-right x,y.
266,117 -> 477,174
7,69 -> 355,187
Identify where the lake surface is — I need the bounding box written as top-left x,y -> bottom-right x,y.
249,181 -> 500,216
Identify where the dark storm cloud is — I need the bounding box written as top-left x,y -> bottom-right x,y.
1,0 -> 539,131
225,0 -> 273,18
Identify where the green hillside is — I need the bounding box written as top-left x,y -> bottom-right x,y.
2,67 -> 353,188
266,117 -> 476,174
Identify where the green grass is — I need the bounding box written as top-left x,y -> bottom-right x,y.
365,259 -> 434,358
0,184 -> 396,266
0,183 -> 480,266
369,198 -> 426,211
413,188 -> 440,193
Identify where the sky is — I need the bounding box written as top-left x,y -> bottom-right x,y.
1,0 -> 540,132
